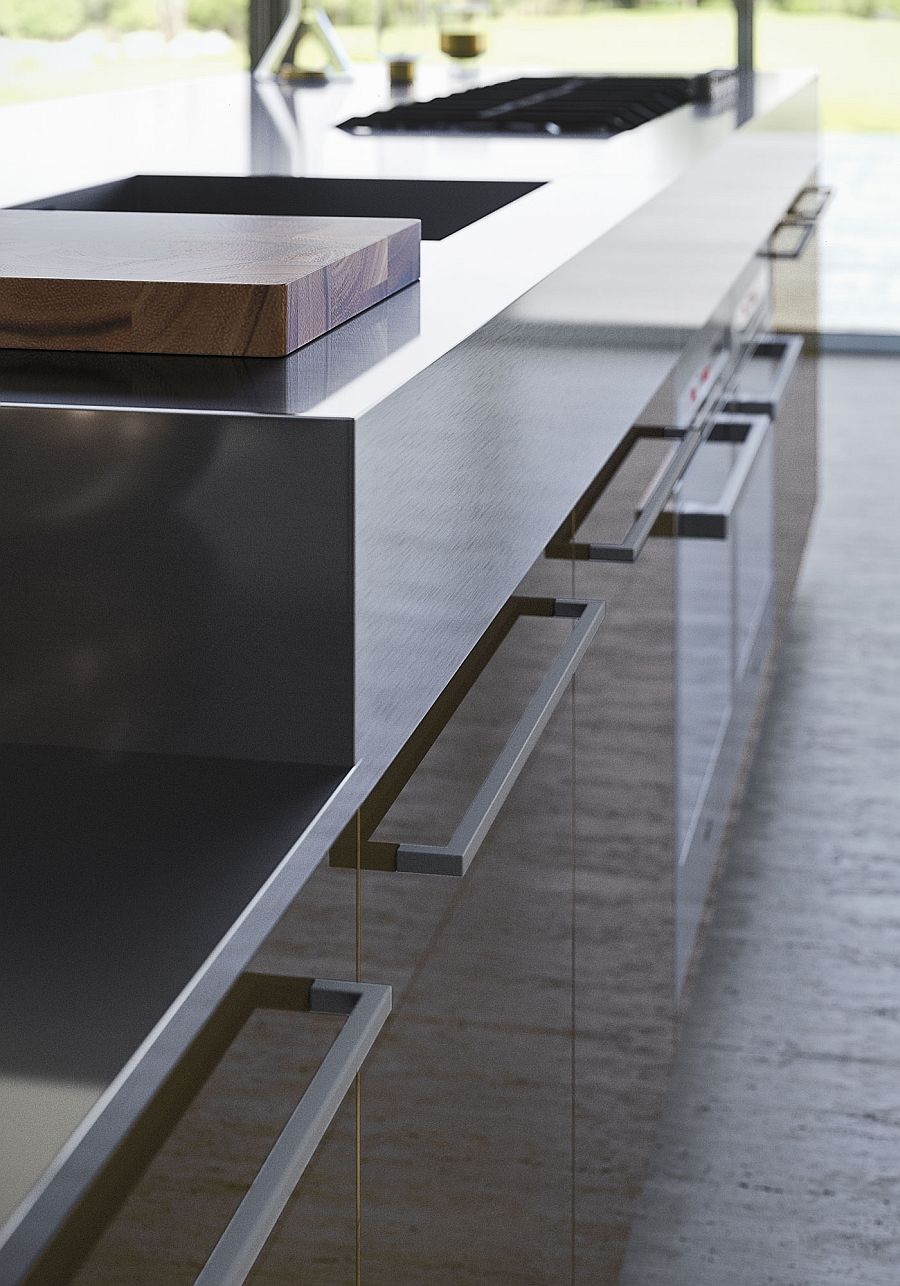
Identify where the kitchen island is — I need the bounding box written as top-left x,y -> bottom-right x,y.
0,65 -> 820,1283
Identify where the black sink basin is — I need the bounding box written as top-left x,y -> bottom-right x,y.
17,174 -> 545,241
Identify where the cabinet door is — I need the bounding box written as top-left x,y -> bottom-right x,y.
770,180 -> 821,340
61,855 -> 370,1286
767,176 -> 822,629
564,435 -> 678,1284
675,435 -> 737,875
353,570 -> 591,1283
732,330 -> 815,634
771,335 -> 817,628
674,414 -> 779,992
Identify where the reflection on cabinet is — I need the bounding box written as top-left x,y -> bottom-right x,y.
747,176 -> 822,633
733,331 -> 816,633
564,438 -> 678,1283
772,338 -> 817,626
332,428 -> 683,1284
672,414 -> 775,991
354,595 -> 581,1283
671,177 -> 823,988
58,858 -> 368,1286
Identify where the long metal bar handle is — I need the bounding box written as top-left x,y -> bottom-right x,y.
195,979 -> 391,1286
678,414 -> 772,541
557,429 -> 703,564
394,598 -> 605,877
786,184 -> 834,222
727,332 -> 803,418
759,219 -> 816,261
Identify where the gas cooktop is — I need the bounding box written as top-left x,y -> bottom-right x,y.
338,71 -> 738,138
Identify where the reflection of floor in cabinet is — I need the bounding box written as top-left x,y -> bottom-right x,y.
620,353 -> 900,1284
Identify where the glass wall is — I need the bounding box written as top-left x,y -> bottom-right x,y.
0,0 -> 895,128
0,0 -> 248,102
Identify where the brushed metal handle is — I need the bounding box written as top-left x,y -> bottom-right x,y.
330,597 -> 605,876
547,427 -> 703,564
396,598 -> 605,876
16,971 -> 391,1286
677,414 -> 772,540
787,184 -> 834,222
727,332 -> 803,419
196,977 -> 391,1286
759,219 -> 815,260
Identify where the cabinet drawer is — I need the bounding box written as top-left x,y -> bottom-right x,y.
571,552 -> 677,1281
354,588 -> 598,1282
549,422 -> 682,1279
27,860 -> 389,1286
728,330 -> 816,631
674,412 -> 775,990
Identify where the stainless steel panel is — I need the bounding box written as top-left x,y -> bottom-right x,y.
674,413 -> 775,993
732,422 -> 774,679
550,430 -> 679,1280
573,540 -> 677,1281
359,597 -> 579,1282
675,437 -> 735,865
730,333 -> 817,634
0,406 -> 354,766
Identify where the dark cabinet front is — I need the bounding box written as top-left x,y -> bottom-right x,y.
340,417 -> 683,1283
673,412 -> 776,991
352,587 -> 586,1282
51,857 -> 386,1286
736,177 -> 825,633
564,433 -> 679,1283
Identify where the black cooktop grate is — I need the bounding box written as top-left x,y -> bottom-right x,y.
338,72 -> 736,137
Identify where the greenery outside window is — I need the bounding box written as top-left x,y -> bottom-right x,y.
0,0 -> 896,129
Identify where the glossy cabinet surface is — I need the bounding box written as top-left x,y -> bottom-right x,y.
568,439 -> 678,1283
668,173 -> 821,992
675,438 -> 735,869
34,408 -> 779,1283
736,331 -> 817,632
60,861 -> 362,1285
674,413 -> 775,991
344,373 -> 681,1282
743,172 -> 821,633
732,424 -> 775,679
352,444 -> 677,1282
357,583 -> 579,1282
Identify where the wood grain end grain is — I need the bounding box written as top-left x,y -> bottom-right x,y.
0,210 -> 421,358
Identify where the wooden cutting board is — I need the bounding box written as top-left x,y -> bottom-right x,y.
0,209 -> 420,358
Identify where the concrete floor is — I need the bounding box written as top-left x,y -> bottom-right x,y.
619,352 -> 900,1283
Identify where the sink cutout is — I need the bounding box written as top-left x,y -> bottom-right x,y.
18,174 -> 546,241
